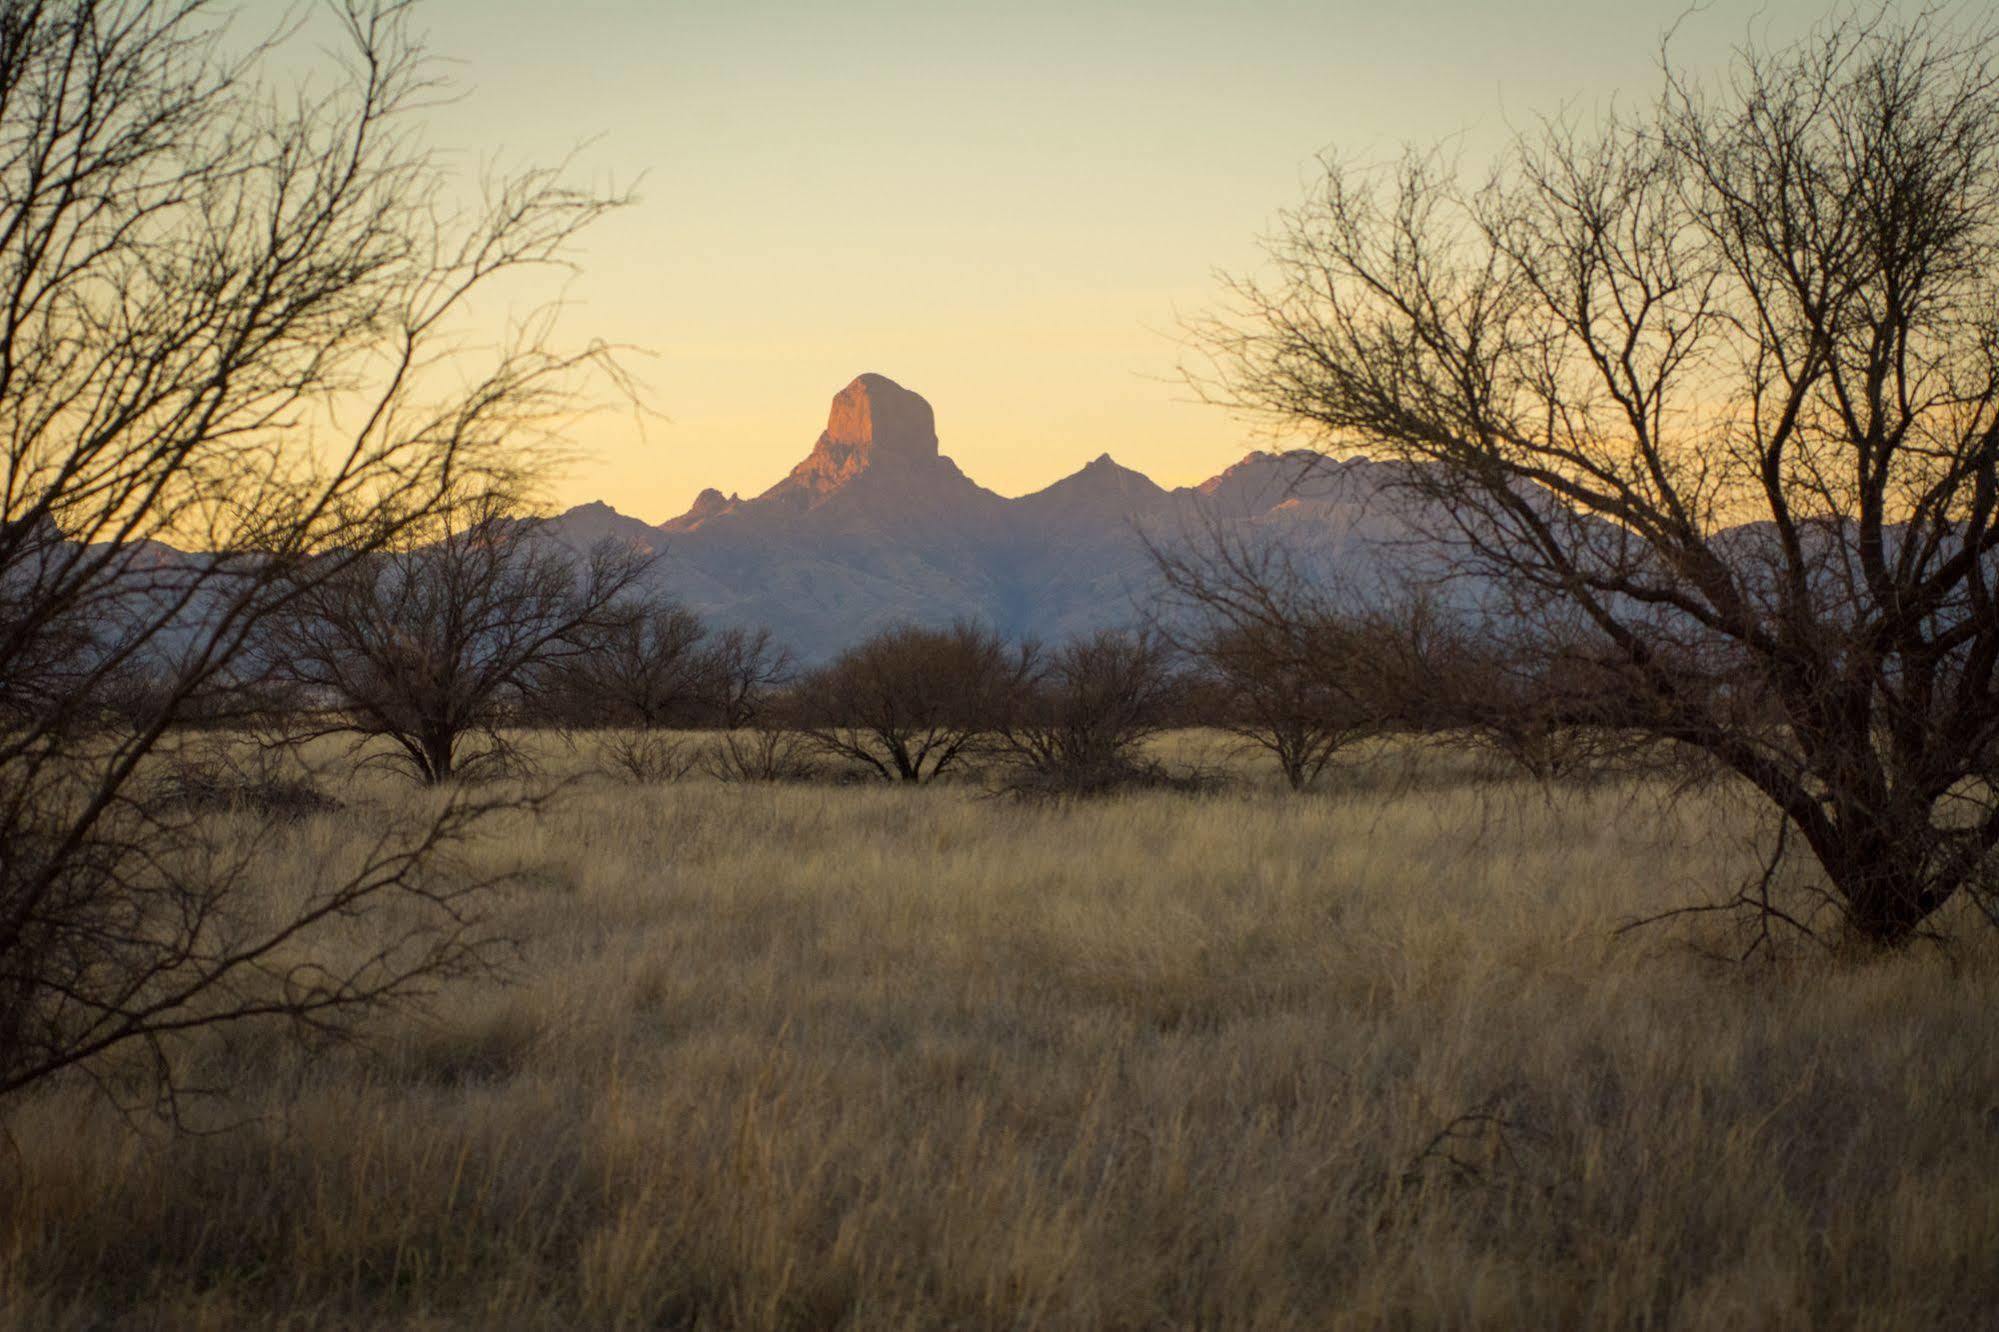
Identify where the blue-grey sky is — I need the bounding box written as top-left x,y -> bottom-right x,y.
408,0 -> 1843,520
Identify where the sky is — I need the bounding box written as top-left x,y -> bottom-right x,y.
407,0 -> 1842,523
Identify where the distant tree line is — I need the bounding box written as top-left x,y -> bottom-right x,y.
65,478 -> 1674,800
59,477 -> 1708,798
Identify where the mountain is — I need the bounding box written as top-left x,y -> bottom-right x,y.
554,373 -> 1402,659
1013,453 -> 1170,525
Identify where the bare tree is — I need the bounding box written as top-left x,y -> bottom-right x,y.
997,629 -> 1184,795
666,623 -> 802,781
270,490 -> 652,783
704,625 -> 793,729
1189,10 -> 1999,945
542,595 -> 709,728
0,1 -> 623,1106
800,620 -> 1034,782
1193,620 -> 1379,790
1157,514 -> 1668,786
546,595 -> 712,784
702,720 -> 820,784
1152,520 -> 1386,790
1446,630 -> 1664,783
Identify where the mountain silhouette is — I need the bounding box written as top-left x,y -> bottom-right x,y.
553,373 -> 1400,659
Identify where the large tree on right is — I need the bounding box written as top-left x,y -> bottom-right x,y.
1190,11 -> 1999,945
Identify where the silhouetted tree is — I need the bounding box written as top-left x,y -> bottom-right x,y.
271,490 -> 652,783
545,597 -> 709,728
1383,610 -> 1650,783
800,620 -> 1034,782
0,0 -> 624,1108
703,720 -> 820,784
1152,519 -> 1386,789
705,625 -> 793,729
1189,10 -> 1999,944
1195,620 -> 1380,790
998,630 -> 1183,794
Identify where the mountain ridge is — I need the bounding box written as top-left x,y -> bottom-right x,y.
557,374 -> 1387,659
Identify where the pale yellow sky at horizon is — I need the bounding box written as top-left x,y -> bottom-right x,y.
405,0 -> 1844,525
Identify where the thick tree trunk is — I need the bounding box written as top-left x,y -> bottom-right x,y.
421,730 -> 455,785
1817,831 -> 1955,947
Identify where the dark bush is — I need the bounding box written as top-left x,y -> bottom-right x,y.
151,752 -> 343,822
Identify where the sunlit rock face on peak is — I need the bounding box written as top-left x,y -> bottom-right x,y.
772,372 -> 943,500
824,373 -> 937,458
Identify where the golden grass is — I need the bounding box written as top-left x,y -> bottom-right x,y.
3,735 -> 1996,1328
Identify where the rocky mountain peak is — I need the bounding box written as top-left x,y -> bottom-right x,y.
1082,452 -> 1147,478
824,373 -> 936,457
658,486 -> 742,533
775,373 -> 941,499
686,487 -> 736,518
1011,450 -> 1171,528
1045,452 -> 1164,500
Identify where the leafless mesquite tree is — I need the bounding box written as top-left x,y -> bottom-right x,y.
546,595 -> 712,783
1157,528 -> 1658,786
0,0 -> 624,1107
800,620 -> 1035,782
551,597 -> 710,728
270,490 -> 653,784
1194,619 -> 1382,790
997,629 -> 1184,794
706,625 -> 794,729
1443,634 -> 1664,783
701,719 -> 820,784
1152,521 -> 1391,790
1188,10 -> 1999,945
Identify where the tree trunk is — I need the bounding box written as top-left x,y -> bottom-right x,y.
1815,825 -> 1955,947
422,730 -> 455,785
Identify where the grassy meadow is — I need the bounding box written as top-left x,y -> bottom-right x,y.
3,733 -> 1997,1329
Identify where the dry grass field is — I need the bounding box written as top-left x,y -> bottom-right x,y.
3,734 -> 1997,1329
